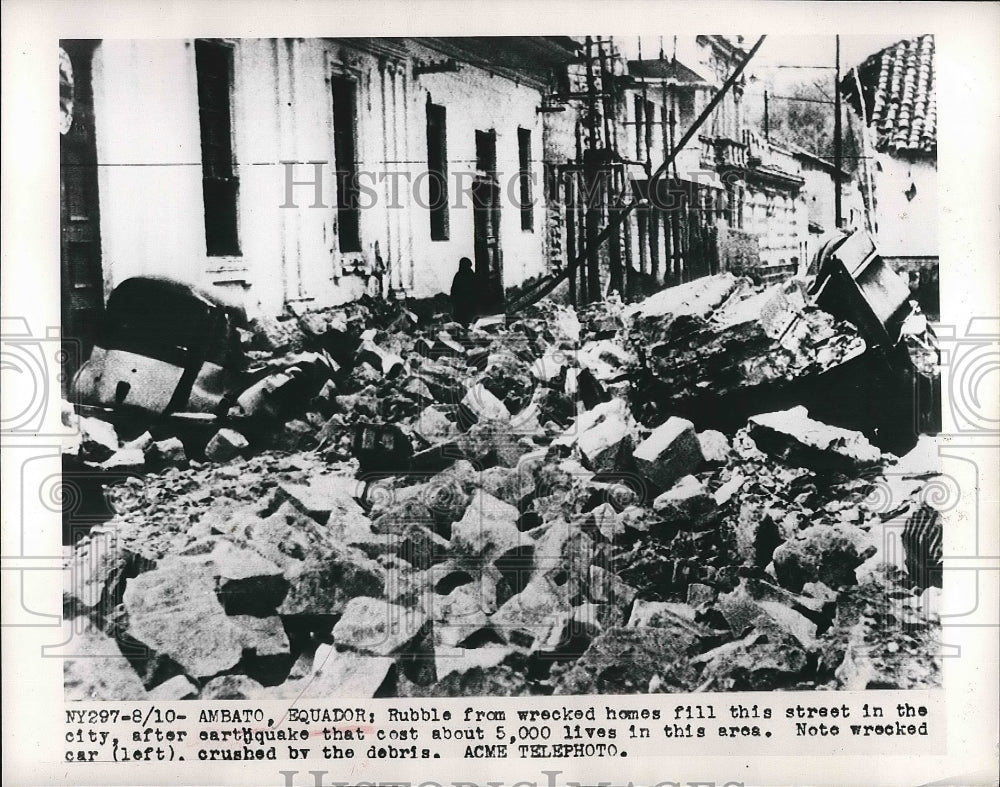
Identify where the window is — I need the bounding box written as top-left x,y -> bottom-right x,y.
517,128 -> 534,231
331,75 -> 361,253
426,101 -> 449,241
195,40 -> 240,257
635,98 -> 656,160
678,88 -> 696,127
645,100 -> 657,157
634,96 -> 644,159
475,129 -> 496,175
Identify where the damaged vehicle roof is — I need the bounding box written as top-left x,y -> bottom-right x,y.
71,276 -> 248,418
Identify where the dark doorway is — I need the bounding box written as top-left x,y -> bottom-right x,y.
60,40 -> 105,390
473,130 -> 503,314
472,177 -> 503,314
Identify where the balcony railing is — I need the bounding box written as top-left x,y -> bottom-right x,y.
699,135 -> 749,171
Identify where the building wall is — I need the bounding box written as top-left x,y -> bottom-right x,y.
798,160 -> 839,234
411,56 -> 548,296
89,38 -> 549,318
872,155 -> 938,258
742,146 -> 808,273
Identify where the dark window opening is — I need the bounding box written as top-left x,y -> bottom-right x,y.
426,101 -> 449,241
644,100 -> 656,157
517,128 -> 534,232
331,75 -> 361,253
195,40 -> 240,257
634,96 -> 644,159
678,89 -> 696,127
475,129 -> 497,176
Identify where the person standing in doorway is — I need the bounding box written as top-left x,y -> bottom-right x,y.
450,257 -> 479,325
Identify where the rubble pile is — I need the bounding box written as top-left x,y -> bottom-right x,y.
625,273 -> 867,427
63,275 -> 944,700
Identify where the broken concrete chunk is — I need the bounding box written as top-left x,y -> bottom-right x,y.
364,518 -> 451,570
412,405 -> 459,446
588,564 -> 637,607
552,398 -> 629,451
584,503 -> 624,542
490,576 -> 571,651
148,436 -> 187,466
100,447 -> 146,472
146,674 -> 199,701
694,629 -> 808,691
451,490 -> 522,563
63,619 -> 149,701
204,428 -> 249,462
123,562 -> 280,680
78,417 -> 120,461
303,643 -> 395,697
200,674 -> 266,700
332,596 -> 428,657
697,429 -> 732,466
626,271 -> 741,320
576,411 -> 635,473
717,583 -> 817,650
433,645 -> 513,683
431,584 -> 494,648
772,523 -> 876,592
459,383 -> 510,425
357,339 -> 405,377
626,600 -> 706,635
532,520 -> 601,600
184,540 -> 287,616
122,431 -> 154,452
531,349 -> 566,383
575,367 -> 611,410
632,416 -> 704,491
278,550 -> 385,617
275,474 -> 365,524
713,473 -> 746,506
552,626 -> 703,695
454,421 -> 529,468
748,406 -> 882,472
577,340 -> 631,381
686,582 -> 717,611
652,475 -> 717,528
733,502 -> 783,567
63,530 -> 154,615
228,614 -> 291,658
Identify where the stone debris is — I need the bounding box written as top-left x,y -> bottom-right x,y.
64,619 -> 149,701
651,475 -> 717,529
204,428 -> 250,463
748,406 -> 882,473
63,280 -> 943,699
633,416 -> 704,491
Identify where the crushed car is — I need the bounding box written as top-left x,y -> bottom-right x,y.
70,276 -> 249,422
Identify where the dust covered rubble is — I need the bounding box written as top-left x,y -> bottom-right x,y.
63,276 -> 943,700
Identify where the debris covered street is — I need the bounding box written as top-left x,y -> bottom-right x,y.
63,272 -> 944,701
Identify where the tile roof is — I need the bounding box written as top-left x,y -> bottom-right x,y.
844,35 -> 936,159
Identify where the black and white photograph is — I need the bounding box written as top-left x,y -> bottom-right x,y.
4,1 -> 999,783
56,32 -> 951,703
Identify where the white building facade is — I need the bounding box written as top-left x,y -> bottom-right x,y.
69,37 -> 576,320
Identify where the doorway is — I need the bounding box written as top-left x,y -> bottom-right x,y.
473,130 -> 503,314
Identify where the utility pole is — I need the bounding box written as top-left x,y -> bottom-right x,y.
584,36 -> 601,302
834,34 -> 843,227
